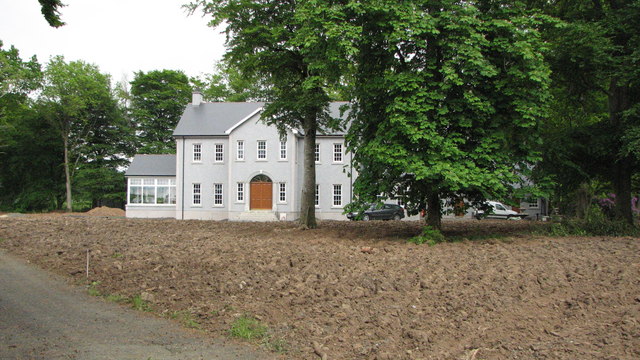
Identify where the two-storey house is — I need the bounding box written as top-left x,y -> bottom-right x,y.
125,92 -> 353,221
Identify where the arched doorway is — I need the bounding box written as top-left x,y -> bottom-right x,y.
250,174 -> 272,210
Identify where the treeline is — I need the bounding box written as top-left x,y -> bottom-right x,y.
0,42 -> 250,212
2,0 -> 639,226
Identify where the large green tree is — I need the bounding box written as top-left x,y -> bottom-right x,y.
39,56 -> 125,211
345,0 -> 552,229
191,60 -> 266,102
130,70 -> 191,154
532,0 -> 639,224
190,0 -> 347,228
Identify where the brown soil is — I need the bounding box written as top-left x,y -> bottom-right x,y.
0,217 -> 638,359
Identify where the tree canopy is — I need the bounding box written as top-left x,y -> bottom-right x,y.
343,0 -> 552,229
130,70 -> 191,154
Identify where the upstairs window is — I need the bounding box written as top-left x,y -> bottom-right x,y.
315,143 -> 320,163
257,140 -> 267,160
193,144 -> 202,162
215,143 -> 224,162
237,140 -> 245,161
279,141 -> 287,160
333,143 -> 343,163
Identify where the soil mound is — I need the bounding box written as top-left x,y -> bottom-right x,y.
85,206 -> 125,217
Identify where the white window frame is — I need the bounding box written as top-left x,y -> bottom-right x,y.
193,143 -> 202,163
214,143 -> 224,163
236,182 -> 245,203
257,140 -> 267,160
528,199 -> 539,208
279,140 -> 287,161
192,183 -> 201,206
278,182 -> 286,203
332,184 -> 343,208
236,140 -> 245,161
315,143 -> 320,163
315,184 -> 320,208
213,183 -> 223,207
128,178 -> 176,206
333,143 -> 343,163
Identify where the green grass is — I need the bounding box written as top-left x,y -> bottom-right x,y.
111,252 -> 124,259
87,281 -> 101,296
229,315 -> 268,340
130,294 -> 153,312
169,310 -> 202,329
105,294 -> 128,303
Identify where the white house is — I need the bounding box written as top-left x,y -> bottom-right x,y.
125,93 -> 353,221
125,92 -> 547,221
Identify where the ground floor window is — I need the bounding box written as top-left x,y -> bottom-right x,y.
333,184 -> 342,207
193,183 -> 201,205
315,184 -> 319,207
279,183 -> 286,203
237,182 -> 244,202
128,178 -> 176,205
214,183 -> 223,206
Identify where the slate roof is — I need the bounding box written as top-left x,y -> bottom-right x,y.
172,101 -> 350,137
125,154 -> 176,177
173,102 -> 265,136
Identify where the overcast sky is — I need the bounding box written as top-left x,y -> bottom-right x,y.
0,0 -> 227,83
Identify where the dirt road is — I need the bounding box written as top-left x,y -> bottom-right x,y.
0,250 -> 271,360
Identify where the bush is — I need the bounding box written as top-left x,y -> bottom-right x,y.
407,226 -> 446,245
550,205 -> 639,236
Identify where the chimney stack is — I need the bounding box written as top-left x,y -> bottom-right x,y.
192,90 -> 203,106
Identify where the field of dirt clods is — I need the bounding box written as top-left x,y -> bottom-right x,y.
1,214 -> 638,359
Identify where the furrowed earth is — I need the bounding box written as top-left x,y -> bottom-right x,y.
0,211 -> 638,359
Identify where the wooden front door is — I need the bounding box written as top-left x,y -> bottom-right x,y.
250,182 -> 272,210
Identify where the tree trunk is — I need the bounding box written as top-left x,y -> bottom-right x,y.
299,113 -> 317,229
425,192 -> 442,230
609,78 -> 633,224
63,136 -> 73,212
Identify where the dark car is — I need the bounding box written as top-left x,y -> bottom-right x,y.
347,203 -> 405,221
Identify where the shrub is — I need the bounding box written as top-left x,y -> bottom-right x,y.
407,226 -> 445,245
550,205 -> 639,236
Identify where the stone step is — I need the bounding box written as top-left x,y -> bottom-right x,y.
236,211 -> 279,222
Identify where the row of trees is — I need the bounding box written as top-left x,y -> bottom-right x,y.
0,40 -> 246,212
3,0 -> 638,229
190,0 -> 638,228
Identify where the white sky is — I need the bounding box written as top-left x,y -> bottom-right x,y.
0,0 -> 227,84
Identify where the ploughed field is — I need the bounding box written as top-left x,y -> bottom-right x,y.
0,213 -> 638,359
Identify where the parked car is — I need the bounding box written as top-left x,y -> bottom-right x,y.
474,201 -> 527,220
347,203 -> 405,221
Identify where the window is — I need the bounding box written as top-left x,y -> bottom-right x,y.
315,184 -> 319,207
193,144 -> 202,162
192,183 -> 201,206
213,183 -> 223,206
257,140 -> 267,160
528,199 -> 539,208
333,184 -> 342,207
333,143 -> 343,163
237,183 -> 244,202
237,141 -> 245,161
279,183 -> 286,203
315,143 -> 320,162
128,178 -> 176,205
215,143 -> 224,162
279,141 -> 287,160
